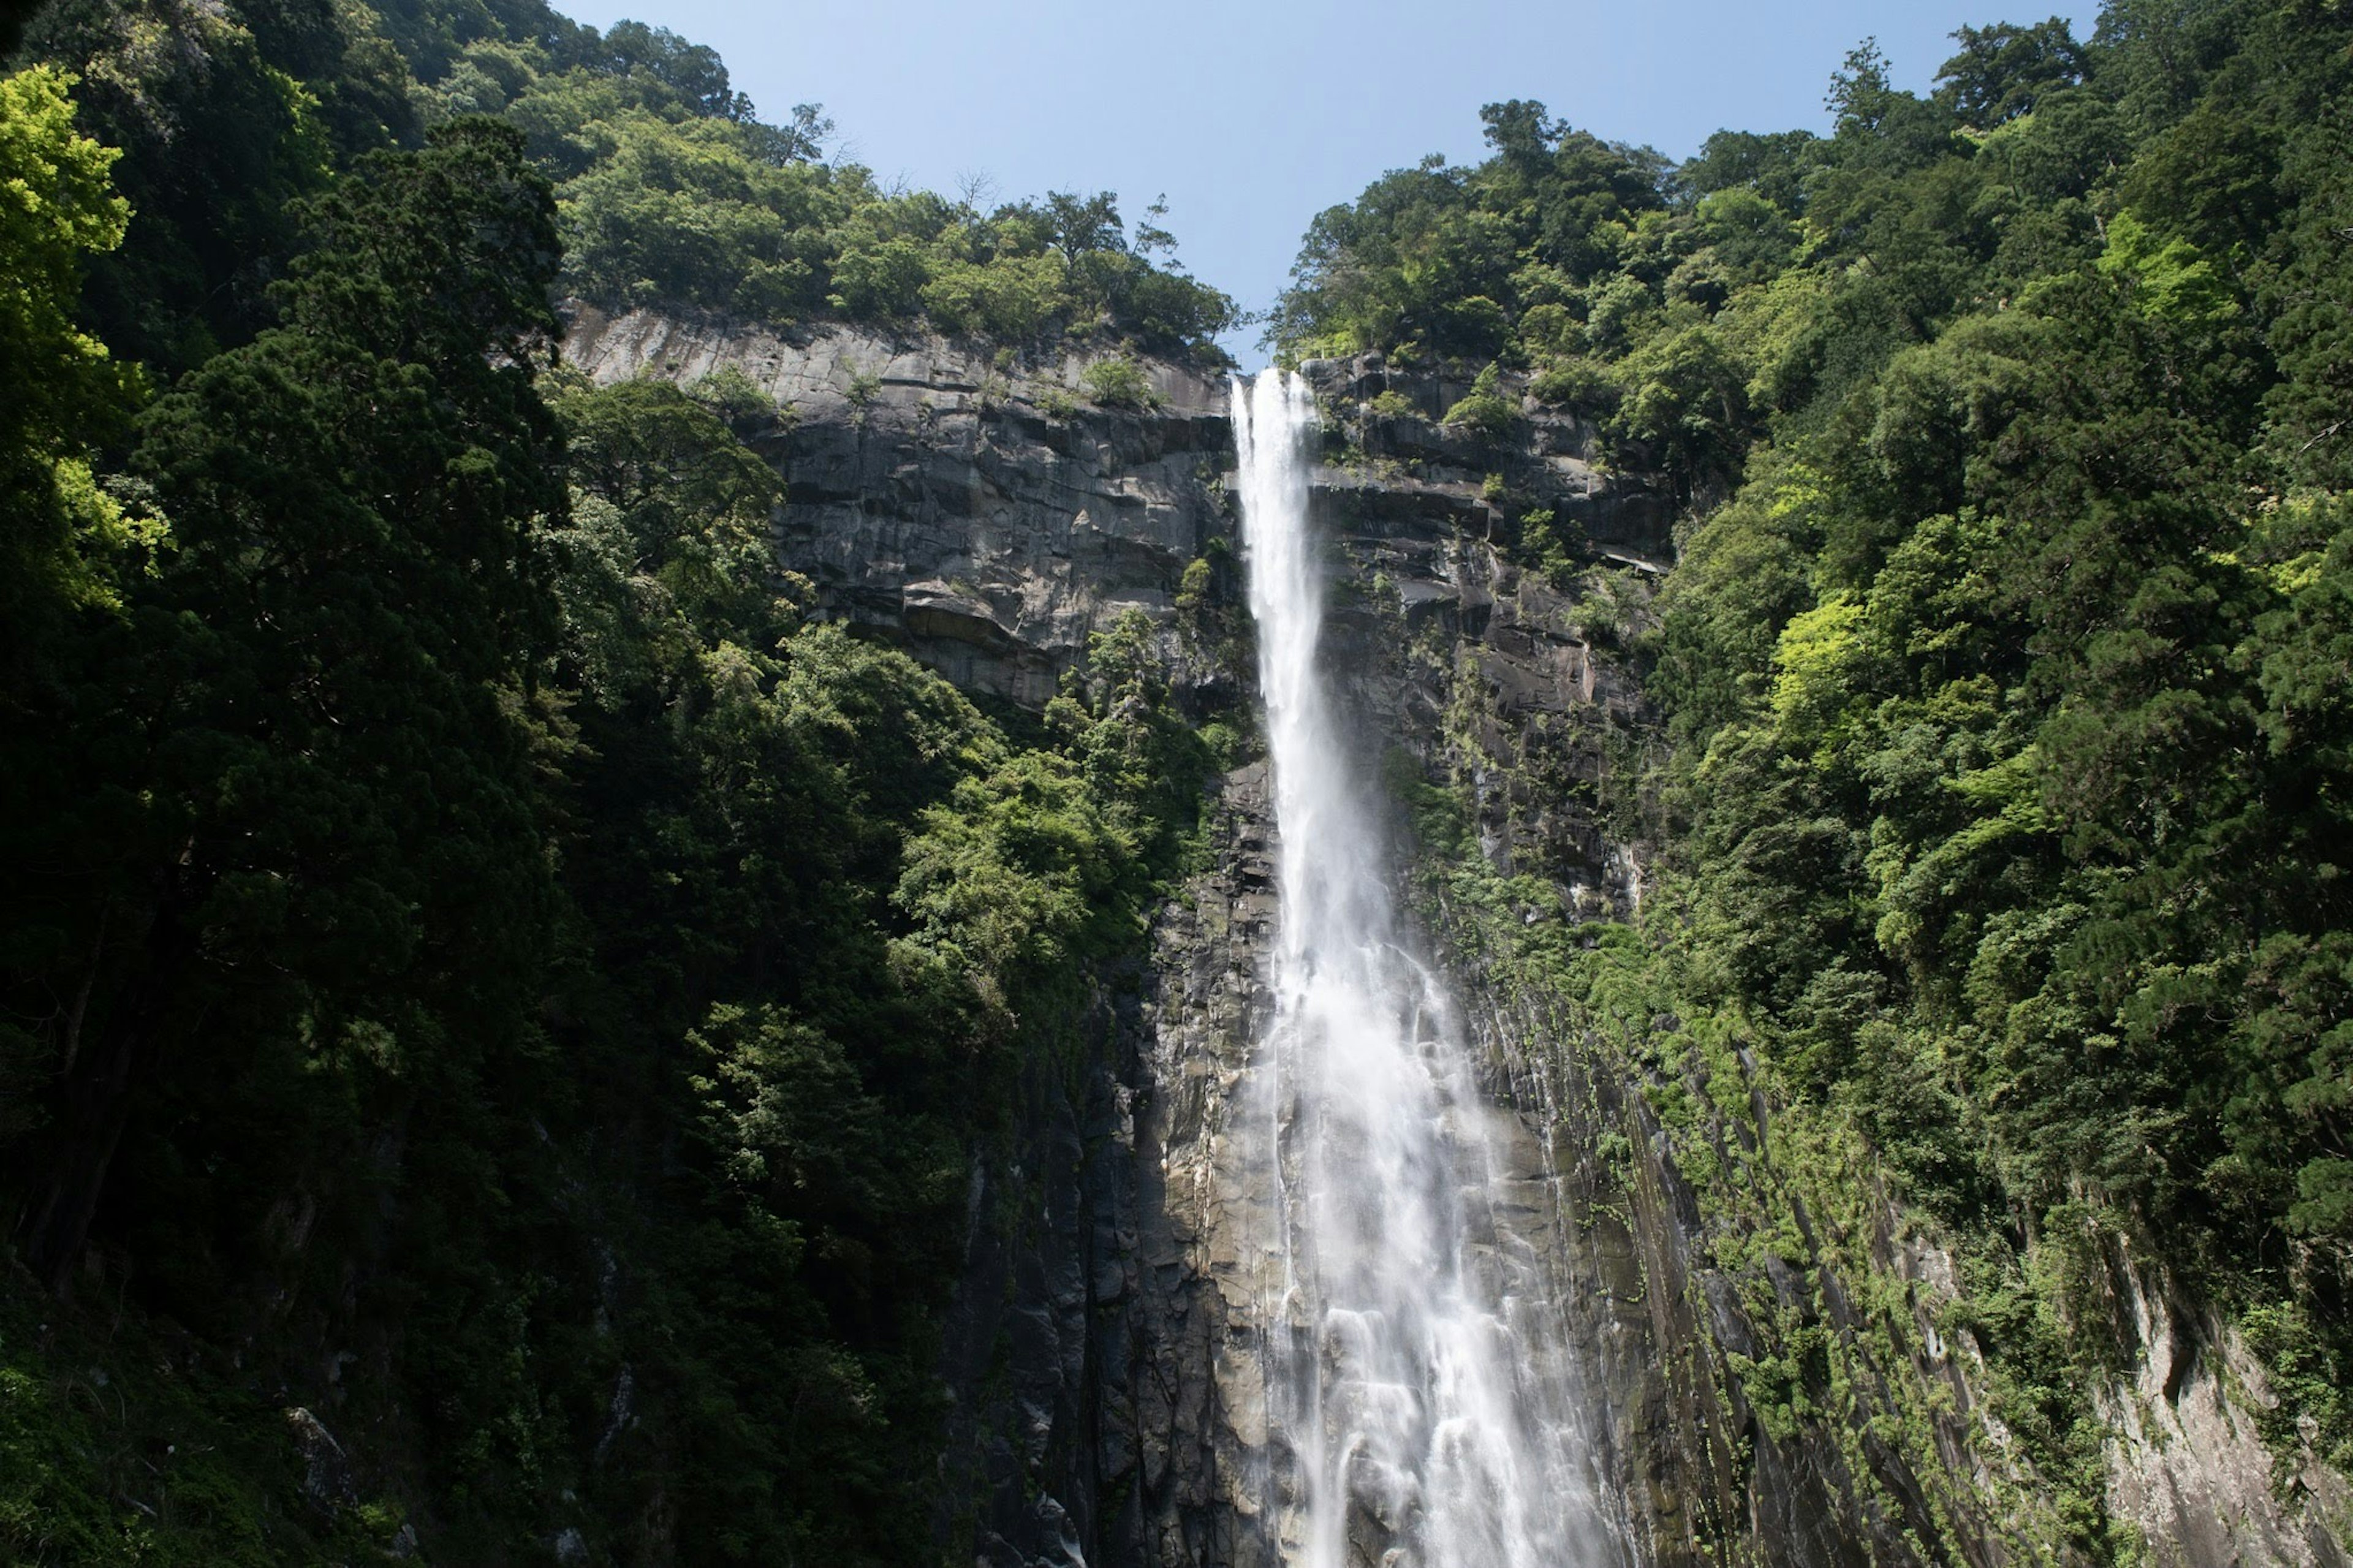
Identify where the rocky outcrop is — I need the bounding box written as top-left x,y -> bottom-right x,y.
563,310 -> 2349,1568
563,304 -> 1232,707
1300,350 -> 1675,566
2101,1269 -> 2353,1568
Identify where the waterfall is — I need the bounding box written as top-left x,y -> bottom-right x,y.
1231,368 -> 1609,1568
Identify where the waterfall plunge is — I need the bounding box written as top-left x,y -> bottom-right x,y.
1232,368 -> 1608,1568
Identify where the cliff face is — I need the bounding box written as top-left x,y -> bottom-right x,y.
563,303 -> 1235,709
563,308 -> 2349,1568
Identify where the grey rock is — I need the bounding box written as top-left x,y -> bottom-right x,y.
566,305 -> 1229,708
284,1405 -> 357,1514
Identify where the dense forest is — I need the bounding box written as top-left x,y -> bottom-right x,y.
4,0 -> 2352,1560
1275,1 -> 2352,1554
2,0 -> 1218,1559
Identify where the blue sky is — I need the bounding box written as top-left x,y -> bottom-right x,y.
556,1 -> 2082,363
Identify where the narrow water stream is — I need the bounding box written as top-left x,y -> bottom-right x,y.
1231,368 -> 1610,1568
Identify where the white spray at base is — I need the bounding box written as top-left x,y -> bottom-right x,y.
1231,367 -> 1608,1568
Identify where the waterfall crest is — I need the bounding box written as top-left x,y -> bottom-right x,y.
1231,368 -> 1610,1568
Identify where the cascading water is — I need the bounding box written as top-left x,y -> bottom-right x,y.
1231,368 -> 1610,1568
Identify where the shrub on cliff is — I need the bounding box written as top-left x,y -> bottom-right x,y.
1441,362 -> 1520,437
1081,355 -> 1156,409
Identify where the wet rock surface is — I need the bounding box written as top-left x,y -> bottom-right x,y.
564,313 -> 2347,1568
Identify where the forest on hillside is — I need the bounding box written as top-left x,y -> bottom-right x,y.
2,0 -> 1216,1559
1274,2 -> 2352,1553
2,0 -> 2349,1561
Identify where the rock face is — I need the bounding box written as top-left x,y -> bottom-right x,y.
2101,1271 -> 2353,1568
563,304 -> 1234,708
563,309 -> 2349,1568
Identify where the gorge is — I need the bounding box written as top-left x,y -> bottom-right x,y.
559,301 -> 2352,1568
4,2 -> 2353,1565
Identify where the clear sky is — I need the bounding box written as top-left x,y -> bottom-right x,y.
555,1 -> 2082,364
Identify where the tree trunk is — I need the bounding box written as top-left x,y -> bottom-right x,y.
15,888 -> 195,1297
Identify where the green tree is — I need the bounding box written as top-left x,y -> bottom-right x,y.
0,64 -> 137,647
21,0 -> 354,372
0,63 -> 141,1144
1936,18 -> 2093,125
9,118 -> 567,1293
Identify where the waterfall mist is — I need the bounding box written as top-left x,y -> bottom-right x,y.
1230,368 -> 1611,1568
